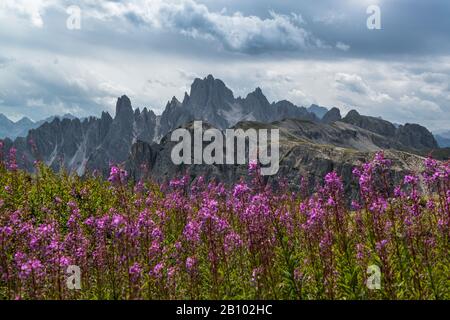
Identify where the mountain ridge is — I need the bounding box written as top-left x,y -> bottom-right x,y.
0,75 -> 444,179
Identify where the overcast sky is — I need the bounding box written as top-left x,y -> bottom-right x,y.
0,0 -> 449,131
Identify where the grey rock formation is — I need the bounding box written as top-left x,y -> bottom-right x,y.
342,110 -> 438,150
272,100 -> 318,122
0,75 -> 444,179
126,119 -> 429,200
0,113 -> 77,139
2,95 -> 157,175
321,107 -> 342,124
308,104 -> 329,119
158,75 -> 319,138
342,110 -> 396,137
395,123 -> 439,150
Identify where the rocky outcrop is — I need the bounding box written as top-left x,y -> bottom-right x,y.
341,110 -> 438,151
321,107 -> 342,124
342,109 -> 397,137
395,123 -> 439,150
126,119 -> 428,199
2,95 -> 158,175
1,75 -> 444,177
158,75 -> 319,138
272,100 -> 318,122
0,113 -> 76,139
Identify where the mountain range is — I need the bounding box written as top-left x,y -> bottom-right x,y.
0,75 -> 447,191
434,130 -> 450,148
0,113 -> 76,140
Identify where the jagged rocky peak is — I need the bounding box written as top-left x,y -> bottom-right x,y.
182,92 -> 190,105
345,109 -> 360,118
115,95 -> 134,120
166,96 -> 182,110
247,87 -> 269,104
321,107 -> 342,124
100,111 -> 113,122
16,117 -> 34,126
342,109 -> 396,137
189,74 -> 235,107
170,96 -> 180,104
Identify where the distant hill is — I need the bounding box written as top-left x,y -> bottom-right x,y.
435,135 -> 450,148
0,113 -> 76,139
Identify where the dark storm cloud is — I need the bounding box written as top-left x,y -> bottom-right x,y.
201,0 -> 450,57
0,0 -> 449,130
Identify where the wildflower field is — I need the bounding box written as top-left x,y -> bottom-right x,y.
0,146 -> 448,300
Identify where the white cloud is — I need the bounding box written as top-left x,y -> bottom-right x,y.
0,0 -> 58,27
398,95 -> 442,115
336,42 -> 350,52
288,88 -> 316,107
1,0 -> 331,54
313,11 -> 346,25
89,0 -> 324,53
335,73 -> 391,103
1,1 -> 450,131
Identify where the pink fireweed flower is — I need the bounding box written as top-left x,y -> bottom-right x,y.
374,151 -> 392,167
129,262 -> 142,283
294,268 -> 304,283
351,200 -> 361,211
251,267 -> 263,286
169,175 -> 189,189
326,197 -> 336,207
352,167 -> 361,178
369,197 -> 388,214
58,256 -> 71,268
7,147 -> 18,171
108,166 -> 128,184
375,239 -> 389,255
248,159 -> 258,173
151,227 -> 164,242
151,262 -> 164,279
319,231 -> 333,254
167,266 -> 177,284
186,256 -> 197,274
19,259 -> 44,280
394,186 -> 405,198
404,175 -> 418,185
233,182 -> 250,197
356,243 -> 365,261
426,199 -> 435,210
149,240 -> 161,258
183,220 -> 202,244
134,180 -> 145,193
324,171 -> 343,191
224,231 -> 243,253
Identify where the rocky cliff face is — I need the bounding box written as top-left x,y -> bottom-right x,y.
321,107 -> 342,124
158,75 -> 319,138
126,119 -> 428,199
395,123 -> 439,150
0,113 -> 76,139
342,110 -> 438,150
342,110 -> 397,137
2,95 -> 157,175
